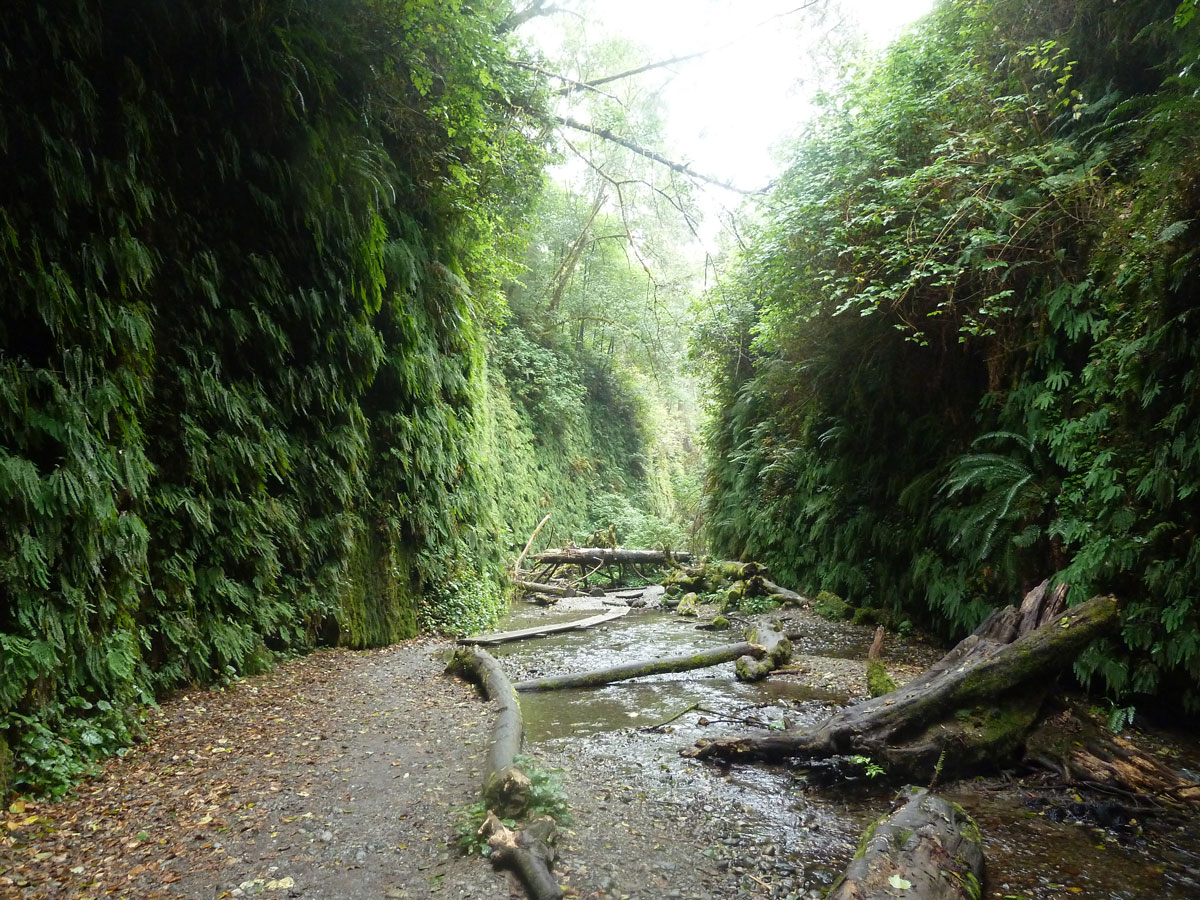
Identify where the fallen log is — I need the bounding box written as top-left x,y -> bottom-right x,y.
687,586 -> 1120,783
530,547 -> 693,567
1025,704 -> 1200,804
480,813 -> 563,900
828,786 -> 984,900
514,641 -> 767,692
459,607 -> 630,646
514,580 -> 577,597
760,578 -> 806,605
445,646 -> 529,815
446,650 -> 569,900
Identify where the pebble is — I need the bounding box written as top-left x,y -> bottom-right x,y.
319,830 -> 333,842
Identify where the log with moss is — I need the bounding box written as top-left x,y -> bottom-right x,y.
828,786 -> 984,900
529,548 -> 694,567
735,625 -> 793,682
687,584 -> 1120,783
513,641 -> 766,692
515,624 -> 796,692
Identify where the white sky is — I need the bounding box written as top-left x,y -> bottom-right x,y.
522,0 -> 936,193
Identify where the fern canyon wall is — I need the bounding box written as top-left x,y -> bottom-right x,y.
0,0 -> 692,795
696,0 -> 1200,710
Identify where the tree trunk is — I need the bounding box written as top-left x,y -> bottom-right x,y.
687,588 -> 1119,783
529,547 -> 693,567
480,813 -> 564,900
514,580 -> 577,597
514,641 -> 767,692
446,647 -> 530,816
460,607 -> 630,646
1024,704 -> 1200,804
828,787 -> 984,900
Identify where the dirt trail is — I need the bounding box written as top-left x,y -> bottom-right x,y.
3,636 -> 820,900
2,642 -> 511,899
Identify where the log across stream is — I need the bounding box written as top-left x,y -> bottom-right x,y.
479,590 -> 1200,899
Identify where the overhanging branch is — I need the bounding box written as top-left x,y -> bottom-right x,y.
554,115 -> 753,194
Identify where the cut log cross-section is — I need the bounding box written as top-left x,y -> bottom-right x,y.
688,585 -> 1120,783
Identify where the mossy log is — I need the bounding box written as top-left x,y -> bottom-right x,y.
1025,705 -> 1200,804
828,786 -> 984,900
480,813 -> 564,900
529,548 -> 693,567
736,626 -> 793,682
514,580 -> 577,597
513,641 -> 767,692
446,646 -> 530,816
688,586 -> 1119,782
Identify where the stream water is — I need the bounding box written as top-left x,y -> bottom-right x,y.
490,590 -> 1200,899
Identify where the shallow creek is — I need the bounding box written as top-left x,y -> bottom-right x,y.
490,590 -> 1200,899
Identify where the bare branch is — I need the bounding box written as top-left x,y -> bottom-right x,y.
500,1 -> 563,33
555,50 -> 708,94
555,115 -> 754,194
507,59 -> 626,107
553,2 -> 823,94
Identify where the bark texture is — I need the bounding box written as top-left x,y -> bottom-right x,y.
688,587 -> 1119,782
529,547 -> 694,567
480,813 -> 564,900
446,646 -> 529,815
828,786 -> 984,900
514,641 -> 766,693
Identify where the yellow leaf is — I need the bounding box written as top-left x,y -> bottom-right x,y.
9,801 -> 26,814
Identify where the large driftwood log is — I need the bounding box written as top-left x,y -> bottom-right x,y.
480,813 -> 563,900
688,587 -> 1119,782
446,646 -> 530,815
828,787 -> 984,900
514,580 -> 577,597
514,641 -> 766,692
459,607 -> 629,646
1025,704 -> 1200,804
530,547 -> 693,567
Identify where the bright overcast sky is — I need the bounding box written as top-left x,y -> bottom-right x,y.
523,0 -> 936,193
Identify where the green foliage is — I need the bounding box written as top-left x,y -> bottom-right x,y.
453,800 -> 499,857
740,596 -> 782,617
813,592 -> 851,622
0,0 -> 549,793
848,755 -> 887,779
698,0 -> 1200,705
513,754 -> 572,824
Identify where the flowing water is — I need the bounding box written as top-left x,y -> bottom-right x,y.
489,591 -> 1200,899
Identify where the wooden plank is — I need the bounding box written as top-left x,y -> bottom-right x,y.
458,606 -> 630,645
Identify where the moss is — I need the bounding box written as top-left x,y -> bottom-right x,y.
0,733 -> 12,799
677,592 -> 699,617
813,590 -> 851,621
710,615 -> 730,630
340,518 -> 420,648
851,606 -> 892,628
866,660 -> 897,697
